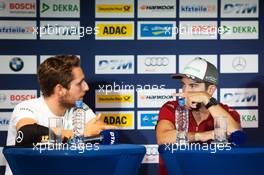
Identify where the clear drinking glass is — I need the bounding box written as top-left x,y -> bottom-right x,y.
48,117 -> 63,144
214,117 -> 227,143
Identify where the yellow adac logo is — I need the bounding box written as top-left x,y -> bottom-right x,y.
96,94 -> 133,103
101,113 -> 133,127
96,23 -> 133,37
96,4 -> 133,13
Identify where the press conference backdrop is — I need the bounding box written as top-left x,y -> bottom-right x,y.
0,0 -> 263,174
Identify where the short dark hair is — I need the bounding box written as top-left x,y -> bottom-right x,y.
38,55 -> 80,97
205,82 -> 215,89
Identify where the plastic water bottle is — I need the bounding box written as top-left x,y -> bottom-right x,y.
175,98 -> 189,144
72,100 -> 86,143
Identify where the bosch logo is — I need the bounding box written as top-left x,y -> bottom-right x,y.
9,57 -> 24,72
10,95 -> 36,101
144,57 -> 169,66
0,93 -> 7,103
9,3 -> 36,10
232,57 -> 247,71
0,2 -> 6,10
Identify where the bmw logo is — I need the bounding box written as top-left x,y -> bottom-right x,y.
9,57 -> 24,72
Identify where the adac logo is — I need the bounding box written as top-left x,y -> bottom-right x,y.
96,4 -> 132,13
41,3 -> 79,13
0,93 -> 7,103
141,24 -> 173,37
223,3 -> 257,14
98,59 -> 133,70
232,57 -> 247,71
141,113 -> 158,127
102,113 -> 133,127
222,25 -> 257,34
96,23 -> 133,37
0,2 -> 6,10
96,94 -> 133,103
9,57 -> 24,72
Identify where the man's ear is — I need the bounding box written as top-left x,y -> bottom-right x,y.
54,84 -> 66,96
207,84 -> 217,96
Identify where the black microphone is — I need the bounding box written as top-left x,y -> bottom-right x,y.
83,130 -> 119,145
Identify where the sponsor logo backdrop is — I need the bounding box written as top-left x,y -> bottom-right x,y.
0,0 -> 263,175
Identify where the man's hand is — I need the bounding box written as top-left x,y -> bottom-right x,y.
174,92 -> 211,109
84,114 -> 117,137
195,131 -> 214,142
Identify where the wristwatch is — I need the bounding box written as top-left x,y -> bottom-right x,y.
205,97 -> 218,109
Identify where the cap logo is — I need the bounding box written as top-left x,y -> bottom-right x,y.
183,66 -> 200,73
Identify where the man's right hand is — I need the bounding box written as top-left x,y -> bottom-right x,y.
84,114 -> 117,137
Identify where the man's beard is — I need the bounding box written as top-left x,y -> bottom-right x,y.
190,103 -> 203,111
59,95 -> 75,109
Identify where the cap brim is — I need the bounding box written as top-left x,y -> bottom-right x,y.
171,73 -> 186,79
171,73 -> 204,83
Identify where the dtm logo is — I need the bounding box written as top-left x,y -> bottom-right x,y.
223,93 -> 256,102
223,4 -> 257,14
0,94 -> 7,103
98,60 -> 133,70
141,24 -> 173,37
0,119 -> 9,125
144,57 -> 169,66
141,114 -> 158,127
9,57 -> 24,72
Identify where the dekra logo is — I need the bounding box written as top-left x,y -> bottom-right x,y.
41,3 -> 79,13
241,114 -> 256,122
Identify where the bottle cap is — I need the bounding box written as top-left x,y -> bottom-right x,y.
75,100 -> 83,108
178,98 -> 185,107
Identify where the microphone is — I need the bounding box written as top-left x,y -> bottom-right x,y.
100,130 -> 119,145
229,130 -> 247,146
83,130 -> 119,145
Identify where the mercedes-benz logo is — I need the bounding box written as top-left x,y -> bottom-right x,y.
9,57 -> 24,72
232,57 -> 247,71
16,131 -> 24,143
